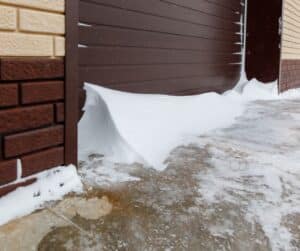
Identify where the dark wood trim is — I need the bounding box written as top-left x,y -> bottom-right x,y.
65,0 -> 79,165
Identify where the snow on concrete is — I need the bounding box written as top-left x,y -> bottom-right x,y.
79,157 -> 140,187
78,83 -> 245,171
0,165 -> 83,226
77,80 -> 300,249
77,78 -> 300,249
195,99 -> 300,250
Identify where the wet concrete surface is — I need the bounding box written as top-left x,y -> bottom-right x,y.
0,196 -> 112,251
1,99 -> 300,250
38,145 -> 270,251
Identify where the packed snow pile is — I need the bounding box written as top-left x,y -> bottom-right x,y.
78,78 -> 300,170
227,78 -> 300,101
0,165 -> 83,226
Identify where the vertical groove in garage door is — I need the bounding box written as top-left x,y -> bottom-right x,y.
78,0 -> 244,110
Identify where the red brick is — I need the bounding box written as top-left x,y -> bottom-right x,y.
0,58 -> 64,81
4,126 -> 64,158
21,147 -> 64,177
280,60 -> 300,92
0,178 -> 36,198
0,84 -> 18,108
0,159 -> 17,186
55,102 -> 64,122
21,81 -> 64,104
0,105 -> 53,134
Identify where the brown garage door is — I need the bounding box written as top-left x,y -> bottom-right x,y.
78,0 -> 244,107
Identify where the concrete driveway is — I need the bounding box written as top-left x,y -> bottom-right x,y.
1,98 -> 300,251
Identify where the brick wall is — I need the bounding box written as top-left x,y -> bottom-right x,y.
0,0 -> 66,195
0,0 -> 65,57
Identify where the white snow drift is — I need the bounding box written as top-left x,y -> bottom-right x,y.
78,78 -> 299,170
79,83 -> 244,170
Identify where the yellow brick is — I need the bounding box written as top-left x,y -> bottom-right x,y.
0,5 -> 16,30
19,9 -> 65,35
0,0 -> 64,13
54,36 -> 65,56
0,32 -> 53,56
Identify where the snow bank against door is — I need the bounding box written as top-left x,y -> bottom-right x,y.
78,84 -> 245,171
